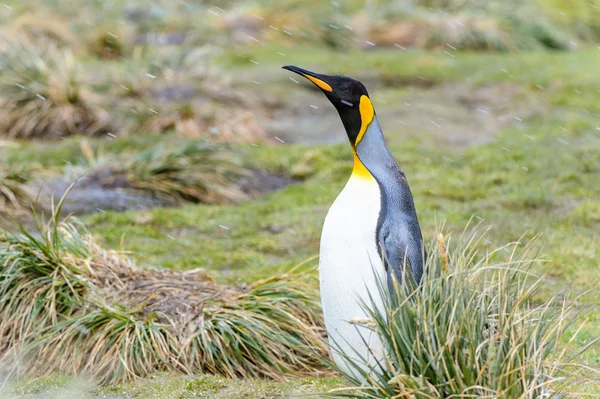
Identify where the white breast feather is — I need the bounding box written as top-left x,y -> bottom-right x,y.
319,175 -> 386,380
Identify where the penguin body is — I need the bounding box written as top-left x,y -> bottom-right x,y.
282,65 -> 425,380
319,157 -> 385,379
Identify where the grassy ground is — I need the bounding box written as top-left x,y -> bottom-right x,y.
1,0 -> 600,396
1,372 -> 342,398
2,45 -> 599,397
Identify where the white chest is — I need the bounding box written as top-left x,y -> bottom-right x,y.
319,175 -> 386,378
320,176 -> 381,267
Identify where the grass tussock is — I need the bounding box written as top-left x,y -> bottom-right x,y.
106,45 -> 268,144
84,141 -> 252,205
366,0 -> 571,51
110,46 -> 217,99
85,25 -> 137,60
2,8 -> 73,47
0,206 -> 327,384
327,225 -> 596,398
214,0 -> 580,51
0,163 -> 34,217
137,103 -> 269,144
0,36 -> 111,139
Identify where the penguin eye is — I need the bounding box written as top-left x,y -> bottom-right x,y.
339,86 -> 349,93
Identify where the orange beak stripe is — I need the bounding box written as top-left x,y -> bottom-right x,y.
303,74 -> 333,92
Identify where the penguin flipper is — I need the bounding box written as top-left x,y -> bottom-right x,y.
382,237 -> 409,287
382,231 -> 424,289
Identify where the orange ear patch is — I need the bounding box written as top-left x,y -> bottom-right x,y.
303,74 -> 333,92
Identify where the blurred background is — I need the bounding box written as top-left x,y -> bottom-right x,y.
0,0 -> 599,397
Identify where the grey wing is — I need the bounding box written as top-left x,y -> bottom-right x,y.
379,176 -> 426,288
375,161 -> 426,290
382,227 -> 424,289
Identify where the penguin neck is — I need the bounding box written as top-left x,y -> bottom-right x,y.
351,117 -> 396,181
351,149 -> 374,180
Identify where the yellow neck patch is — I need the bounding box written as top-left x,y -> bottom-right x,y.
350,95 -> 375,180
303,74 -> 333,92
355,95 -> 375,146
352,151 -> 373,180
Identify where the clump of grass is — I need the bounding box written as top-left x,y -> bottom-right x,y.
0,207 -> 327,384
0,163 -> 34,217
2,7 -> 73,47
29,307 -> 174,384
182,272 -> 327,379
63,140 -> 267,207
110,141 -> 250,204
366,1 -> 571,51
0,36 -> 111,139
326,226 -> 596,398
137,102 -> 269,144
87,29 -> 128,60
0,212 -> 91,364
110,45 -> 267,143
111,45 -> 219,99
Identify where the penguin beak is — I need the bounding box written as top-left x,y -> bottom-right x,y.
282,65 -> 333,93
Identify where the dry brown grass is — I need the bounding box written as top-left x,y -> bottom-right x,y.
95,141 -> 252,205
86,28 -> 135,60
368,15 -> 513,51
0,209 -> 328,384
107,45 -> 270,144
138,103 -> 269,144
361,0 -> 570,51
1,9 -> 73,47
0,36 -> 111,139
0,163 -> 34,218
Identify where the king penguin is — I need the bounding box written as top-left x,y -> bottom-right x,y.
283,65 -> 425,380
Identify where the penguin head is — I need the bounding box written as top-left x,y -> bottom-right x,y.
282,65 -> 374,147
